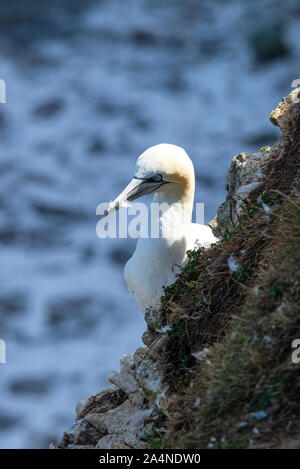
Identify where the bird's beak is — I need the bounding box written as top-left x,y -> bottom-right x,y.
104,177 -> 166,217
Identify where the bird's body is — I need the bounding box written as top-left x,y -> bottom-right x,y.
124,200 -> 215,313
104,144 -> 217,314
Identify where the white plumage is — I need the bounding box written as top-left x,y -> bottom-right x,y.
104,144 -> 217,314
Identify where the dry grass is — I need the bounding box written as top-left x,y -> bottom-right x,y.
156,132 -> 300,449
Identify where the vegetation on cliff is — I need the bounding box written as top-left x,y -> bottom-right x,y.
162,190 -> 299,449
157,91 -> 300,449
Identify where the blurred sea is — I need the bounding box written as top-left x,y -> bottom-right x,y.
0,0 -> 299,448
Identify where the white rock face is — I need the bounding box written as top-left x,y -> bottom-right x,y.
54,336 -> 170,449
108,353 -> 137,394
210,149 -> 272,236
210,88 -> 300,237
85,399 -> 152,447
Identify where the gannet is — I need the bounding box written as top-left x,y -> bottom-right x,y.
104,144 -> 217,314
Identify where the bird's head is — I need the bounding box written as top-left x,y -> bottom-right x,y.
104,143 -> 195,217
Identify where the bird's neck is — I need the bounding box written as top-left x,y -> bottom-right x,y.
151,182 -> 195,240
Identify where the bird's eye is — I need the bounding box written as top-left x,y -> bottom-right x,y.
153,174 -> 163,182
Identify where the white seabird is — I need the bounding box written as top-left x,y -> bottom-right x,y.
104,144 -> 217,314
